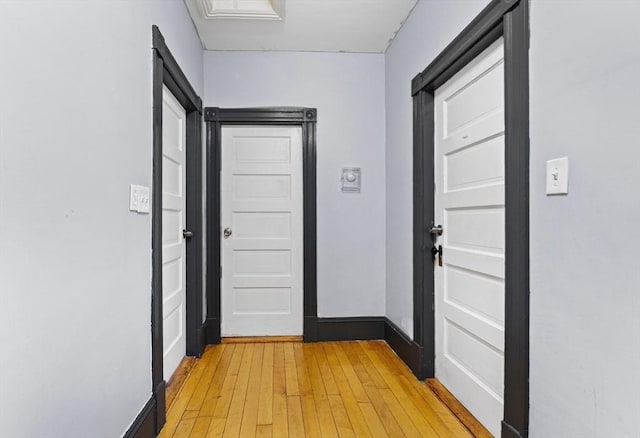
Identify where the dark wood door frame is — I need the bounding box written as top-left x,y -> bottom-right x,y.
411,1 -> 530,437
151,25 -> 203,434
203,107 -> 319,343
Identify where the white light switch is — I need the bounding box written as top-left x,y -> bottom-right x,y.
546,157 -> 569,195
137,186 -> 150,213
130,184 -> 151,213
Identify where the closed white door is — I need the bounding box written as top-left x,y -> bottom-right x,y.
434,38 -> 505,436
162,86 -> 187,380
221,126 -> 303,336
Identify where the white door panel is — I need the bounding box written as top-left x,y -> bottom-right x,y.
221,126 -> 303,336
434,38 -> 505,436
161,86 -> 187,381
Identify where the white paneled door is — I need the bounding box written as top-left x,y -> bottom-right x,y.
221,126 -> 303,336
434,38 -> 505,436
162,86 -> 187,381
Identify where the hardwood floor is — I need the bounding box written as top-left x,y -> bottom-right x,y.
159,341 -> 474,437
166,357 -> 198,411
425,379 -> 492,438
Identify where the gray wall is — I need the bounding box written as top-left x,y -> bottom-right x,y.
529,1 -> 640,436
385,0 -> 640,436
204,51 -> 387,318
0,1 -> 203,437
384,0 -> 490,338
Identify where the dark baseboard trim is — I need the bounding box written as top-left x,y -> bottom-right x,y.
383,318 -> 423,378
203,315 -> 420,383
123,397 -> 156,438
307,316 -> 422,379
303,316 -> 319,342
197,323 -> 206,354
154,380 -> 166,433
203,317 -> 221,345
316,317 -> 386,341
502,421 -> 525,438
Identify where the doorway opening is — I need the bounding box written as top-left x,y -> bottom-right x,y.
412,1 -> 529,437
204,107 -> 319,343
151,25 -> 204,434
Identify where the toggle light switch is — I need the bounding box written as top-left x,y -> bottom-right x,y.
546,157 -> 569,195
130,184 -> 151,213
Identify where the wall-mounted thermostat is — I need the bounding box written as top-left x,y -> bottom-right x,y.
341,167 -> 361,193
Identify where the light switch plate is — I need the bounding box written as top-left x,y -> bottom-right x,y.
129,184 -> 139,211
137,186 -> 150,213
546,157 -> 569,195
130,184 -> 151,213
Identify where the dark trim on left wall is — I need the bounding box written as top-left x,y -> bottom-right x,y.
123,397 -> 156,438
151,25 -> 203,435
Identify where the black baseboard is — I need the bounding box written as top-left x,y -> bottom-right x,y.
202,317 -> 221,345
316,317 -> 386,341
303,316 -> 319,342
202,315 -> 422,382
502,421 -> 525,438
123,397 -> 155,438
383,318 -> 423,378
308,316 -> 422,380
197,323 -> 206,354
154,380 -> 166,434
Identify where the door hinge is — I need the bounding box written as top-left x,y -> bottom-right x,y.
219,265 -> 223,279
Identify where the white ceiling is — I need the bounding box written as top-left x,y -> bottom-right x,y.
184,0 -> 419,53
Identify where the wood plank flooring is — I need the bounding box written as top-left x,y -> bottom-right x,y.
166,357 -> 198,411
159,341 -> 474,437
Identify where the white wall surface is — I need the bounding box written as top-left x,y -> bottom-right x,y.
529,1 -> 640,436
386,0 -> 640,436
384,0 -> 490,338
0,1 -> 203,437
204,51 -> 386,317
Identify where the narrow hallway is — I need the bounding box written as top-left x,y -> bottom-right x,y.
160,341 -> 473,437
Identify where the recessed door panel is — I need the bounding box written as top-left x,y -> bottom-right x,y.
444,319 -> 504,397
445,135 -> 504,192
232,174 -> 291,200
443,60 -> 504,136
445,207 -> 505,253
232,250 -> 292,277
162,156 -> 183,197
233,288 -> 292,315
234,136 -> 291,164
445,265 -> 504,325
232,212 -> 291,239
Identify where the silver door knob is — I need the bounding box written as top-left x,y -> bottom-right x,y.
223,227 -> 232,238
182,229 -> 193,239
430,225 -> 443,237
